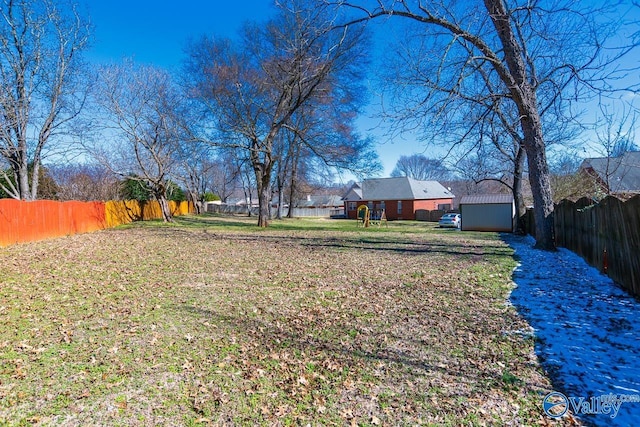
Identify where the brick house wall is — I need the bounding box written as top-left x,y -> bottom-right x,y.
345,198 -> 454,220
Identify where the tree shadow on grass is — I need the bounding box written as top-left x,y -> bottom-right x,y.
174,214 -> 257,230
143,221 -> 512,259
180,304 -> 438,372
175,303 -> 544,401
504,234 -> 640,426
129,214 -> 513,261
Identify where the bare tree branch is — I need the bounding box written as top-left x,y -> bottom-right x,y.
0,0 -> 90,200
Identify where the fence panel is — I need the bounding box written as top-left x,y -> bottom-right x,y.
416,209 -> 456,222
554,195 -> 640,298
206,203 -> 258,216
1,199 -> 193,247
0,199 -> 106,247
206,204 -> 346,218
290,207 -> 335,217
104,200 -> 194,228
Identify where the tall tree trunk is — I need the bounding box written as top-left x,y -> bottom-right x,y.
156,195 -> 173,222
512,145 -> 526,234
156,190 -> 173,222
275,151 -> 288,220
522,118 -> 555,248
17,153 -> 30,200
251,135 -> 276,227
31,160 -> 41,200
276,175 -> 284,220
190,191 -> 202,214
17,168 -> 29,200
256,179 -> 271,227
287,144 -> 300,219
287,172 -> 297,219
485,0 -> 555,250
253,162 -> 272,227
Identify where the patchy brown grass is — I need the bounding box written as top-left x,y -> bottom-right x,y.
0,215 -> 570,425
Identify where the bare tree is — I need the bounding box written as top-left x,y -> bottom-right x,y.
457,107 -> 529,216
391,154 -> 451,181
336,0 -> 637,249
237,156 -> 257,216
91,61 -> 186,222
278,96 -> 382,218
184,0 -> 370,227
548,152 -> 593,202
48,163 -> 119,201
173,139 -> 217,214
209,150 -> 243,204
0,0 -> 91,200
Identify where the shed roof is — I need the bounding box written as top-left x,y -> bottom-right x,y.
459,194 -> 514,205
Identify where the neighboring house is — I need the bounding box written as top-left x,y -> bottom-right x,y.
225,197 -> 259,208
292,194 -> 345,217
580,151 -> 640,197
342,177 -> 455,220
295,194 -> 344,209
459,194 -> 515,232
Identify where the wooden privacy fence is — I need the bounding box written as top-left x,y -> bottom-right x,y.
105,200 -> 192,228
0,199 -> 106,247
554,195 -> 640,298
415,209 -> 458,222
0,199 -> 193,247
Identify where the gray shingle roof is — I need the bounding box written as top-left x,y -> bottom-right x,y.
343,177 -> 454,201
297,195 -> 343,208
459,194 -> 514,205
581,152 -> 640,193
342,185 -> 363,201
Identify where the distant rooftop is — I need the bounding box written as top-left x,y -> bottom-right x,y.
343,176 -> 454,201
581,151 -> 640,194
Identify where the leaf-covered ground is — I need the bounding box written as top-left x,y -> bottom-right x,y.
0,215 -> 573,425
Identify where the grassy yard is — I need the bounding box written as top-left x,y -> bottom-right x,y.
0,215 -> 565,425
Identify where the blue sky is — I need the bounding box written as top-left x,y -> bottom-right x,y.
85,0 -> 416,179
85,1 -> 639,179
87,1 -> 276,68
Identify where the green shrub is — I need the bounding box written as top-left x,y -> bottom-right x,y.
203,192 -> 220,202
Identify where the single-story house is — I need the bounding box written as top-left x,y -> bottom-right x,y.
579,151 -> 640,197
295,194 -> 344,209
459,194 -> 515,232
292,194 -> 345,218
342,177 -> 455,220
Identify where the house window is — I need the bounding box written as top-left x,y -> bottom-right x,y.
367,201 -> 374,210
438,203 -> 452,211
397,200 -> 403,214
348,202 -> 356,211
376,201 -> 386,210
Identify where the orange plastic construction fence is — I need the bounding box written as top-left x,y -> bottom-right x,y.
0,199 -> 194,247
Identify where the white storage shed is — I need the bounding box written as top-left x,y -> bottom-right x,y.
459,194 -> 516,232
